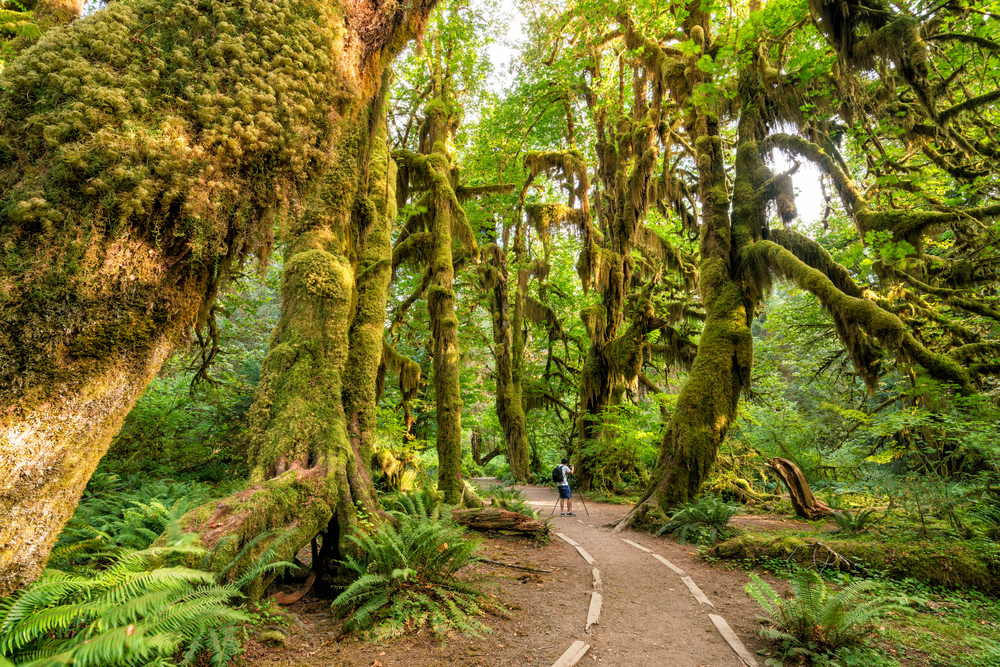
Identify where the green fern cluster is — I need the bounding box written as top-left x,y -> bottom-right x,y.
387,488 -> 448,523
2,512 -> 295,667
479,484 -> 536,519
656,495 -> 740,544
745,570 -> 911,658
0,550 -> 246,667
333,516 -> 491,641
831,508 -> 881,534
51,473 -> 232,567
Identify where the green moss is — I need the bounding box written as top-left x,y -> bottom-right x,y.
712,532 -> 1000,593
630,502 -> 668,534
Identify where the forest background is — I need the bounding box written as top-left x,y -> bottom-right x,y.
2,0 -> 1000,663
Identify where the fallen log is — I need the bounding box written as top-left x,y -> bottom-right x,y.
451,507 -> 549,536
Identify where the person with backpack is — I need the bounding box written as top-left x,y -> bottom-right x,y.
553,458 -> 575,516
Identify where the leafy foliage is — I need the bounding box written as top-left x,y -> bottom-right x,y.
387,488 -> 447,524
745,570 -> 911,660
477,483 -> 537,519
656,496 -> 740,545
831,509 -> 881,534
0,550 -> 247,667
332,517 -> 491,640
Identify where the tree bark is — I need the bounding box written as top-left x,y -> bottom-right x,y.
0,0 -> 435,596
767,458 -> 834,520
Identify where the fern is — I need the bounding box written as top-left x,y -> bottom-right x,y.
332,516 -> 492,641
0,551 -> 247,667
388,488 -> 447,523
656,495 -> 740,545
479,484 -> 537,519
831,509 -> 881,534
745,570 -> 912,657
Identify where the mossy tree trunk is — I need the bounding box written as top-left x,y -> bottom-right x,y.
480,243 -> 530,482
392,47 -> 484,503
424,97 -> 472,504
620,8 -> 759,514
0,0 -> 435,596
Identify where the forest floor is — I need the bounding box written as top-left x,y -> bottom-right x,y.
248,483 -> 778,667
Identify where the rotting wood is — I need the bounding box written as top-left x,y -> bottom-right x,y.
481,559 -> 552,573
766,458 -> 834,520
555,532 -> 580,546
451,507 -> 549,535
652,553 -> 685,576
586,592 -> 602,632
272,570 -> 316,605
681,576 -> 714,607
551,640 -> 590,667
592,568 -> 602,593
709,613 -> 759,667
621,538 -> 652,553
575,545 -> 597,565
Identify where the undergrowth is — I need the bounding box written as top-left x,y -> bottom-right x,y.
657,495 -> 740,545
746,570 -> 913,665
333,515 -> 492,641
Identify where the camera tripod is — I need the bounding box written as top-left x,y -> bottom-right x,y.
548,475 -> 589,517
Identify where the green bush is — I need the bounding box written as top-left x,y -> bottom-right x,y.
387,488 -> 448,524
332,517 -> 491,640
745,570 -> 911,662
478,484 -> 537,519
656,496 -> 740,545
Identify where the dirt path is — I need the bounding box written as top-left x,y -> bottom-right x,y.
251,484 -> 774,667
518,484 -> 764,666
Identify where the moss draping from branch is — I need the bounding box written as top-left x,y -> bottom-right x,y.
750,239 -> 974,394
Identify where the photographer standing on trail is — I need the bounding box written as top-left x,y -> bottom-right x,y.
556,458 -> 575,516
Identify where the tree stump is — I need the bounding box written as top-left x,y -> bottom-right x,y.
766,458 -> 833,520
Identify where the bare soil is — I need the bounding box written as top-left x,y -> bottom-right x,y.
250,484 -> 782,667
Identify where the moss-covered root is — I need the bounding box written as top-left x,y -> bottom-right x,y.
176,470 -> 333,600
0,331 -> 177,597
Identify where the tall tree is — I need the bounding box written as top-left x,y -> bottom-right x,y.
392,45 -> 480,503
0,0 -> 436,595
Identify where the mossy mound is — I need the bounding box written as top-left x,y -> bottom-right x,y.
630,502 -> 669,534
711,531 -> 1000,594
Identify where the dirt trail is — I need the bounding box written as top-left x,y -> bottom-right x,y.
252,483 -> 774,667
519,484 -> 763,666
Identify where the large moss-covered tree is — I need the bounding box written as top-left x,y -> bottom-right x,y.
516,0 -> 1000,520
0,0 -> 436,595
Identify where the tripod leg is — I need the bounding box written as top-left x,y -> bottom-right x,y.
549,497 -> 559,516
578,492 -> 590,516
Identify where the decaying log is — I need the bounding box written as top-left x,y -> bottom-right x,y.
766,458 -> 834,520
451,507 -> 549,536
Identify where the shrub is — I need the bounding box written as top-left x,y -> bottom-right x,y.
332,517 -> 491,640
656,496 -> 740,545
479,484 -> 537,519
745,570 -> 911,661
